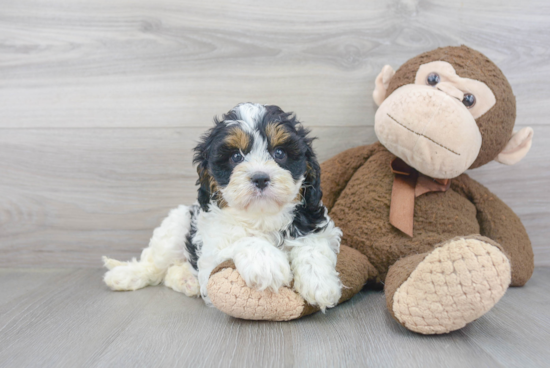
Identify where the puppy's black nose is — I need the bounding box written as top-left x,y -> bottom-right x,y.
251,173 -> 270,190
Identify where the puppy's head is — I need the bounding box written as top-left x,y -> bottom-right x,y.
193,103 -> 321,215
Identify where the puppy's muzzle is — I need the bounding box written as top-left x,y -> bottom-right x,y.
251,173 -> 270,190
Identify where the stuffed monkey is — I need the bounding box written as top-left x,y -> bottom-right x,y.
206,46 -> 535,334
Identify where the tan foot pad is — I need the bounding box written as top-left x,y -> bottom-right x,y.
392,237 -> 511,334
207,267 -> 308,321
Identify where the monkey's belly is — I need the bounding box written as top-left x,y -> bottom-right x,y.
329,151 -> 480,279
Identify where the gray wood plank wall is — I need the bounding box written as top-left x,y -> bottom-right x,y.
1,0 -> 549,267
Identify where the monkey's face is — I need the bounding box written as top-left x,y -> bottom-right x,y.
375,61 -> 496,179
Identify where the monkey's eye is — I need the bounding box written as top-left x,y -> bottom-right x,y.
273,148 -> 286,161
426,72 -> 440,86
230,152 -> 244,164
462,93 -> 476,108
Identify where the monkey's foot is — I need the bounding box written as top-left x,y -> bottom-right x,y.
207,245 -> 376,321
390,236 -> 511,334
207,264 -> 311,321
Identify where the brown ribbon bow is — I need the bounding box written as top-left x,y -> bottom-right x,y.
389,158 -> 451,237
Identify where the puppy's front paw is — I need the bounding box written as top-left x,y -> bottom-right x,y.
294,270 -> 342,312
233,247 -> 292,292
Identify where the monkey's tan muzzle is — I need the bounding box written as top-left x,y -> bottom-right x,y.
375,84 -> 482,179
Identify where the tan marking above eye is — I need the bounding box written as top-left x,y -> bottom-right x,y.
225,128 -> 250,151
265,123 -> 291,148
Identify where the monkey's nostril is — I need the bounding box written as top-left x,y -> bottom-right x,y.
251,173 -> 270,190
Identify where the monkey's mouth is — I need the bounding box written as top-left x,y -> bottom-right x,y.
386,114 -> 461,156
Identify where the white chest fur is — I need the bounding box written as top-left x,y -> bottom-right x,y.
196,203 -> 297,250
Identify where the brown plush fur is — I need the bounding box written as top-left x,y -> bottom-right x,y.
204,46 -> 533,332
324,142 -> 533,283
386,45 -> 516,169
316,46 -> 534,333
384,252 -> 429,322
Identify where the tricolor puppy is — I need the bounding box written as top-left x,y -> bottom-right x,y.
103,103 -> 342,311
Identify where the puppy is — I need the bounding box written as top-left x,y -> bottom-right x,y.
103,103 -> 342,311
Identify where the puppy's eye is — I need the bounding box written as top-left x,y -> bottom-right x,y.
273,148 -> 286,161
426,72 -> 440,86
462,93 -> 476,108
230,152 -> 244,164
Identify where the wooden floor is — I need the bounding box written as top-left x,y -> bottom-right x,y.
0,267 -> 549,368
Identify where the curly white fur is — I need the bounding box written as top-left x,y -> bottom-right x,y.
288,220 -> 342,311
103,205 -> 198,296
103,103 -> 343,311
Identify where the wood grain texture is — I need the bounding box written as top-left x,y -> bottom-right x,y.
1,0 -> 549,128
1,126 -> 547,267
0,267 -> 549,367
0,0 -> 549,266
0,127 -> 376,266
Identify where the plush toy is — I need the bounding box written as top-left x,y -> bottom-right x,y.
206,45 -> 535,334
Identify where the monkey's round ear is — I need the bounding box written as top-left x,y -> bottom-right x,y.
495,127 -> 534,165
373,65 -> 396,106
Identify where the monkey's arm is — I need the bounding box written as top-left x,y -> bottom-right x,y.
321,142 -> 383,211
452,174 -> 534,286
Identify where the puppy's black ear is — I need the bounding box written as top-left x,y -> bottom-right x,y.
193,142 -> 213,212
289,129 -> 327,237
302,142 -> 323,211
193,119 -> 222,212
